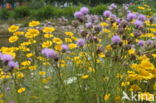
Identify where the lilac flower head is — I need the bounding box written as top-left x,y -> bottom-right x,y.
138,40 -> 145,46
0,54 -> 13,62
138,14 -> 146,21
146,40 -> 153,45
80,7 -> 89,15
8,100 -> 15,103
116,18 -> 121,24
133,20 -> 143,28
85,22 -> 92,29
8,61 -> 19,68
61,44 -> 69,52
111,35 -> 121,44
109,3 -> 117,10
74,11 -> 83,19
110,14 -> 117,19
76,39 -> 86,47
103,10 -> 112,17
42,48 -> 58,58
127,13 -> 136,20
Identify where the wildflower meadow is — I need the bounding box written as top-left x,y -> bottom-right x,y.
0,1 -> 156,103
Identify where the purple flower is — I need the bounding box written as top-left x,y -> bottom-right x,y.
133,20 -> 143,27
80,7 -> 89,15
111,35 -> 121,44
42,48 -> 58,58
76,39 -> 86,47
74,11 -> 83,19
138,14 -> 146,21
103,10 -> 112,17
127,13 -> 136,20
109,3 -> 117,10
146,40 -> 153,45
8,100 -> 15,103
111,14 -> 117,19
138,40 -> 145,46
116,18 -> 121,23
0,54 -> 13,62
61,44 -> 69,52
85,22 -> 92,29
8,61 -> 19,68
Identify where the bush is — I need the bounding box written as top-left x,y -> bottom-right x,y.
28,0 -> 45,9
32,5 -> 56,20
61,6 -> 78,18
0,8 -> 10,20
14,6 -> 30,18
90,4 -> 108,15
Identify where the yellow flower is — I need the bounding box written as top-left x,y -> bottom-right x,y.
42,41 -> 52,48
25,29 -> 40,38
138,6 -> 145,10
26,53 -> 33,58
8,25 -> 19,32
105,44 -> 112,51
103,28 -> 110,33
115,96 -> 121,101
65,32 -> 73,36
128,49 -> 135,55
13,31 -> 24,36
44,34 -> 53,38
39,71 -> 46,76
104,93 -> 110,101
98,53 -> 105,58
28,65 -> 37,70
152,54 -> 156,58
100,22 -> 109,26
17,88 -> 26,93
68,43 -> 77,49
88,67 -> 95,72
16,72 -> 24,78
121,81 -> 130,87
65,38 -> 72,43
8,36 -> 18,43
52,37 -> 63,44
29,21 -> 40,27
81,75 -> 89,79
55,45 -> 62,51
129,85 -> 141,91
21,61 -> 31,66
43,27 -> 55,33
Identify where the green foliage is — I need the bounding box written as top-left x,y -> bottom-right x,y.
28,0 -> 45,9
0,8 -> 10,20
32,5 -> 56,20
90,4 -> 108,15
13,6 -> 30,18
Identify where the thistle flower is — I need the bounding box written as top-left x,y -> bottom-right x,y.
146,40 -> 153,45
76,39 -> 86,47
109,3 -> 117,10
103,10 -> 112,17
85,22 -> 92,29
0,54 -> 14,62
42,48 -> 58,59
80,7 -> 89,15
111,35 -> 121,44
127,13 -> 136,20
133,20 -> 143,28
138,40 -> 145,46
116,18 -> 121,24
74,11 -> 83,19
8,61 -> 19,69
61,44 -> 69,52
138,14 -> 146,21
